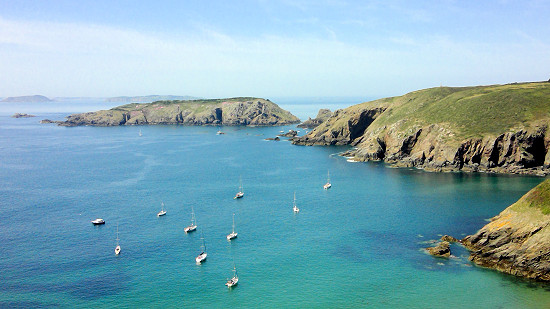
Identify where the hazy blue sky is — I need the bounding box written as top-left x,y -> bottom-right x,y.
1,0 -> 549,99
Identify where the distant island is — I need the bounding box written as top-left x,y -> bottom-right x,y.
105,95 -> 200,103
12,113 -> 36,118
1,95 -> 52,103
42,97 -> 300,126
293,81 -> 550,176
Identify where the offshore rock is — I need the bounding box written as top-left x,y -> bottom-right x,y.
426,241 -> 451,258
278,130 -> 298,137
297,109 -> 333,128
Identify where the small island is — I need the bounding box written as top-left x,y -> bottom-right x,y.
45,97 -> 300,127
12,113 -> 36,118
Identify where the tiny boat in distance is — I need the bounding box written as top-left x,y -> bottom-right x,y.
292,192 -> 299,213
139,129 -> 142,137
184,207 -> 197,233
216,130 -> 225,135
227,213 -> 238,241
234,177 -> 244,199
196,233 -> 207,264
157,202 -> 167,217
323,170 -> 332,190
225,265 -> 239,288
92,218 -> 105,225
114,224 -> 121,255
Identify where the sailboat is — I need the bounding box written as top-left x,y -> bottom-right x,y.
226,213 -> 238,241
234,177 -> 244,199
157,202 -> 167,217
225,265 -> 239,288
114,224 -> 121,255
195,232 -> 207,264
139,129 -> 142,137
184,207 -> 197,233
323,170 -> 332,190
292,191 -> 300,213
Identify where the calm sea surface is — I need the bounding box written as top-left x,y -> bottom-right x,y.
1,99 -> 549,308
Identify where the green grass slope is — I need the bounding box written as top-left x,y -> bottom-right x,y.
372,82 -> 550,140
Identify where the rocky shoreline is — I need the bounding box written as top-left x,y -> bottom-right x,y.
292,82 -> 550,176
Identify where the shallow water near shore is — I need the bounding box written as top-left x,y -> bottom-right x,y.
1,101 -> 550,308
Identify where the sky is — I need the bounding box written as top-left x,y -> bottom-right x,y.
0,0 -> 549,99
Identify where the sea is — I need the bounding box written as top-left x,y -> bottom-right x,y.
1,98 -> 550,308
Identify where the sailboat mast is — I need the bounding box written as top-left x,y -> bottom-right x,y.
116,224 -> 119,245
232,213 -> 235,233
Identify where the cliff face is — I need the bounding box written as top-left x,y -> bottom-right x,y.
53,98 -> 300,127
293,82 -> 550,175
462,179 -> 550,281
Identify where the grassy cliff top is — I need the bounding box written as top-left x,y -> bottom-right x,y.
514,179 -> 550,215
113,97 -> 262,111
349,81 -> 550,141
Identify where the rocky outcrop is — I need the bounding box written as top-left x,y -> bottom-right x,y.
297,109 -> 333,128
278,130 -> 298,137
292,105 -> 387,146
265,137 -> 280,141
292,82 -> 550,176
48,98 -> 300,127
462,179 -> 550,281
12,113 -> 36,118
426,241 -> 451,258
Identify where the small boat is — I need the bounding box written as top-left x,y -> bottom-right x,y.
195,232 -> 207,264
114,224 -> 121,255
216,130 -> 225,135
157,202 -> 167,217
92,218 -> 105,225
323,170 -> 332,190
292,191 -> 299,213
139,129 -> 142,137
227,213 -> 238,241
225,265 -> 239,288
184,207 -> 197,233
234,177 -> 244,199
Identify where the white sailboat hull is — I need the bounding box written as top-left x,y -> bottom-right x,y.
115,245 -> 121,255
225,277 -> 239,287
184,225 -> 197,233
196,252 -> 207,264
227,232 -> 238,241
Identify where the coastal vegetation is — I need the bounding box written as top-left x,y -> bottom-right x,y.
293,81 -> 550,175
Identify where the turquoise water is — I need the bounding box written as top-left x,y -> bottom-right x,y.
1,102 -> 550,308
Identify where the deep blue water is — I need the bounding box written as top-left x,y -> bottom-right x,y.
1,101 -> 550,308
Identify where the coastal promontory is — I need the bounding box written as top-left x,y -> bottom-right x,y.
49,97 -> 300,127
462,179 -> 550,281
293,81 -> 550,175
1,95 -> 52,102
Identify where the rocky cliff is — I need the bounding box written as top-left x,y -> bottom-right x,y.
50,98 -> 300,127
297,109 -> 333,128
293,82 -> 550,175
462,179 -> 550,281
